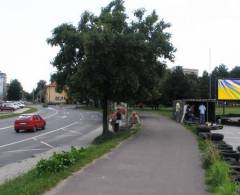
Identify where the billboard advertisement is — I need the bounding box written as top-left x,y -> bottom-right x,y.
218,79 -> 240,100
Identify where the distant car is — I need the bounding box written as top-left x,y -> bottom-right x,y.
0,104 -> 15,111
14,114 -> 46,133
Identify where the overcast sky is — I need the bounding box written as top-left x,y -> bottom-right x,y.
1,0 -> 240,92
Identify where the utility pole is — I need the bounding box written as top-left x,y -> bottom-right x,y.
209,48 -> 212,99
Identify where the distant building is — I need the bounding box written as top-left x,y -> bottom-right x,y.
0,71 -> 7,100
182,68 -> 199,76
45,83 -> 68,104
172,66 -> 199,76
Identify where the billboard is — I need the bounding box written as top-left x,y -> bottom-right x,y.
218,79 -> 240,100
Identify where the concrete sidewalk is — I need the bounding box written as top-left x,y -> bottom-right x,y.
45,113 -> 210,195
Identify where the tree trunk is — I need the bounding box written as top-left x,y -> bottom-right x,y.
102,98 -> 110,136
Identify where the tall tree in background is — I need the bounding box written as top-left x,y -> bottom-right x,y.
22,91 -> 32,101
185,73 -> 200,98
34,80 -> 47,103
230,66 -> 240,78
198,71 -> 210,99
47,0 -> 175,135
161,67 -> 189,105
7,79 -> 23,100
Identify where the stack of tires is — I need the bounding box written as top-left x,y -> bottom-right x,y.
198,131 -> 240,182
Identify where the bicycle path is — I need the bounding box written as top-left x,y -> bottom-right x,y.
45,112 -> 210,195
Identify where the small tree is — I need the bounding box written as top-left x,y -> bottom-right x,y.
7,79 -> 23,101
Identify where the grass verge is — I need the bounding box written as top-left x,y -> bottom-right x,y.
0,126 -> 140,195
0,107 -> 38,120
156,107 -> 239,195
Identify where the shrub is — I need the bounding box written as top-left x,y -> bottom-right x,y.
42,103 -> 48,107
36,147 -> 86,175
202,140 -> 220,169
215,180 -> 239,195
207,160 -> 230,188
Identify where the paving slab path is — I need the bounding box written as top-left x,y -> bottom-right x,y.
45,112 -> 210,195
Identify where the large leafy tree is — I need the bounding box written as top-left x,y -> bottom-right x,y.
198,71 -> 210,99
47,0 -> 175,135
34,80 -> 47,103
161,67 -> 190,106
7,79 -> 23,101
230,66 -> 240,78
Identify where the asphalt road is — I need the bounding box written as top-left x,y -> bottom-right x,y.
0,105 -> 102,167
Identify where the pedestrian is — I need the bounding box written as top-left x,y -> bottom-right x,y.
110,112 -> 117,132
181,103 -> 188,123
115,108 -> 122,132
129,111 -> 140,128
199,103 -> 206,125
175,102 -> 181,122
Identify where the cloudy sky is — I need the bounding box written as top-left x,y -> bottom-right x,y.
1,0 -> 240,92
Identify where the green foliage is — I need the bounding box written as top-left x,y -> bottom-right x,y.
0,107 -> 37,119
33,80 -> 47,103
230,66 -> 240,78
215,181 -> 239,195
198,71 -> 209,99
42,103 -> 48,107
161,66 -> 190,105
7,79 -> 23,101
202,140 -> 220,169
47,0 -> 175,134
207,160 -> 230,188
206,160 -> 239,194
36,147 -> 85,175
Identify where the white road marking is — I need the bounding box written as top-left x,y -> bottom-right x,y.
40,141 -> 54,148
62,129 -> 82,135
0,126 -> 13,131
4,148 -> 45,153
44,107 -> 59,119
79,113 -> 83,120
0,122 -> 79,149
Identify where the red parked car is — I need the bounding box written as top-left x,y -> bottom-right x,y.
14,114 -> 46,133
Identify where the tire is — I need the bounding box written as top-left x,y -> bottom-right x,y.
220,152 -> 240,161
42,125 -> 45,130
210,133 -> 224,141
15,128 -> 19,133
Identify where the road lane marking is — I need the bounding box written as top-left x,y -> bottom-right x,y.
0,122 -> 79,149
62,129 -> 82,135
44,107 -> 59,119
4,148 -> 45,153
40,141 -> 54,148
0,126 -> 13,131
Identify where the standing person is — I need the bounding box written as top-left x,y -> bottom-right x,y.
181,103 -> 188,123
175,102 -> 181,122
115,108 -> 122,132
110,112 -> 117,132
199,103 -> 206,125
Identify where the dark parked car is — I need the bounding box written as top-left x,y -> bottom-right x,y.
14,114 -> 46,133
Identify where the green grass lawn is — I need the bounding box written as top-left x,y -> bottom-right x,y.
0,107 -> 38,120
216,105 -> 240,115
